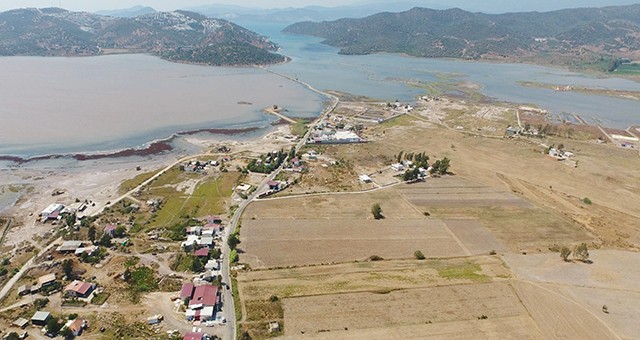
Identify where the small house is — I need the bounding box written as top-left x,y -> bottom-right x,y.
194,248 -> 209,258
64,319 -> 86,336
267,180 -> 280,190
359,175 -> 372,183
183,332 -> 204,340
12,318 -> 29,329
37,273 -> 56,287
199,237 -> 214,247
31,311 -> 51,326
104,224 -> 117,236
18,285 -> 31,296
179,283 -> 195,303
40,203 -> 65,221
269,321 -> 280,333
56,240 -> 84,253
391,163 -> 404,172
64,280 -> 96,298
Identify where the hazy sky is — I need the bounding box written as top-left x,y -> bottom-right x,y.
1,0 -> 357,11
0,0 -> 637,12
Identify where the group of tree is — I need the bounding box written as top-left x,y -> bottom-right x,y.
395,151 -> 430,169
246,149 -> 288,174
560,243 -> 590,263
430,157 -> 451,175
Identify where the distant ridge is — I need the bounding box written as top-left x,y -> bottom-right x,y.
283,4 -> 640,71
95,5 -> 156,18
0,8 -> 285,66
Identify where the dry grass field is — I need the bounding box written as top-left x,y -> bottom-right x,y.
239,217 -> 468,268
235,102 -> 640,339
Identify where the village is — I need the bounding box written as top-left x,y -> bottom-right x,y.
0,84 -> 640,340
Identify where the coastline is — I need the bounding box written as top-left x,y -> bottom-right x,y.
0,126 -> 262,165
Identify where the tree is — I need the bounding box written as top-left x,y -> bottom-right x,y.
62,259 -> 73,280
5,333 -> 19,340
114,226 -> 127,238
574,243 -> 590,262
371,203 -> 383,220
98,233 -> 112,247
46,317 -> 62,336
437,157 -> 450,175
560,247 -> 572,262
88,225 -> 96,242
227,233 -> 240,249
64,213 -> 76,228
414,250 -> 426,260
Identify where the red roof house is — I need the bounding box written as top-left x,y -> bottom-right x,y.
183,332 -> 204,340
179,283 -> 194,302
194,248 -> 209,257
64,280 -> 96,298
188,285 -> 218,309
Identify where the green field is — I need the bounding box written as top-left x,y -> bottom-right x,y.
615,63 -> 640,75
146,171 -> 240,228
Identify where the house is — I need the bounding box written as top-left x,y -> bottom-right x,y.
104,224 -> 117,236
183,332 -> 205,340
179,283 -> 195,303
31,311 -> 51,326
56,240 -> 84,253
199,237 -> 214,247
267,180 -> 280,190
188,285 -> 218,309
359,175 -> 372,183
269,321 -> 280,333
181,235 -> 200,249
12,318 -> 29,329
204,260 -> 220,271
194,248 -> 209,258
236,184 -> 252,194
187,226 -> 202,236
37,273 -> 56,287
290,157 -> 301,167
75,246 -> 98,257
18,285 -> 31,296
63,319 -> 86,336
391,163 -> 404,172
40,203 -> 65,221
64,280 -> 96,298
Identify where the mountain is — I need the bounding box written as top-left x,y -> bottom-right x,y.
184,1 -> 640,25
95,5 -> 156,18
283,4 -> 640,69
184,2 -> 433,24
0,8 -> 285,66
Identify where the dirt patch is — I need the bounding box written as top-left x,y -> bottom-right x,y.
239,218 -> 467,268
283,283 -> 532,336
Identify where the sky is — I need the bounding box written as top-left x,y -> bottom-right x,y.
1,0 -> 356,12
0,0 -> 637,12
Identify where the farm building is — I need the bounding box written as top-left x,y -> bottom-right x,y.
31,311 -> 51,326
64,280 -> 96,298
40,203 -> 65,221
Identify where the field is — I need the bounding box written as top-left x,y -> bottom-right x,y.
234,95 -> 640,339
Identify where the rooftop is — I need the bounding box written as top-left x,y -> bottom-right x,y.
31,311 -> 51,322
188,284 -> 218,308
65,280 -> 94,295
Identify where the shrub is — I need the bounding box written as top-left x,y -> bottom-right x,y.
582,197 -> 592,205
414,250 -> 426,260
368,255 -> 384,261
371,203 -> 383,220
560,247 -> 572,262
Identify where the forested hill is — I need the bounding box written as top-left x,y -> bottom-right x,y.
0,8 -> 286,66
283,4 -> 640,69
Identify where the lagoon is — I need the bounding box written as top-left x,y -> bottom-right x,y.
0,54 -> 324,158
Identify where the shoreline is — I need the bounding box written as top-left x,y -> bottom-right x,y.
0,126 -> 262,165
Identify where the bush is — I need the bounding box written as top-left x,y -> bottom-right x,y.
560,247 -> 572,262
414,250 -> 426,260
269,295 -> 279,302
582,197 -> 592,205
230,249 -> 239,263
368,255 -> 384,261
574,243 -> 590,262
371,203 -> 383,220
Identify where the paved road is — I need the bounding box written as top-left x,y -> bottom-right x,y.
222,72 -> 338,340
